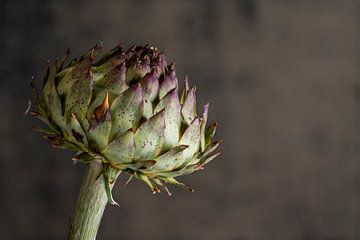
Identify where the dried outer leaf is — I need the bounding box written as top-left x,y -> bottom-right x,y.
149,145 -> 188,172
102,129 -> 135,165
57,42 -> 103,96
103,174 -> 119,206
200,103 -> 209,152
181,86 -> 197,125
140,68 -> 160,119
134,109 -> 165,160
205,122 -> 217,147
72,152 -> 96,163
180,76 -> 189,104
110,84 -> 143,140
28,125 -> 57,135
67,113 -> 88,146
42,60 -> 66,132
154,89 -> 181,151
64,141 -> 82,151
43,136 -> 81,151
159,63 -> 177,99
28,108 -> 50,128
103,165 -> 121,206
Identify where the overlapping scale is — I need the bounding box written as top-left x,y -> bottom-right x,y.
154,89 -> 181,151
134,109 -> 165,160
109,84 -> 143,140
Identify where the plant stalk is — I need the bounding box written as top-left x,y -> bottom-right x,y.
69,159 -> 117,240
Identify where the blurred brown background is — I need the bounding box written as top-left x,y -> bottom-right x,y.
0,0 -> 359,239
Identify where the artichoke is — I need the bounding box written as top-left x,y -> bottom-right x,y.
29,42 -> 221,200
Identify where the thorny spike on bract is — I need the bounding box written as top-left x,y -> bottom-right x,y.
28,42 -> 221,203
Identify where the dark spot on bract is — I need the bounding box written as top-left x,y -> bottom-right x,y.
71,129 -> 84,143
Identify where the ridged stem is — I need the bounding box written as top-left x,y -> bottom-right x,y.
69,160 -> 117,240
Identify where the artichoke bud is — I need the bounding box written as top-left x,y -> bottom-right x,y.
30,42 -> 221,199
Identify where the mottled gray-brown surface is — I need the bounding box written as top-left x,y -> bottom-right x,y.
0,0 -> 359,239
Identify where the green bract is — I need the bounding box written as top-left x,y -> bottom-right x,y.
30,42 -> 221,201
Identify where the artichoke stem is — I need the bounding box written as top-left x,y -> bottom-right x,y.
69,159 -> 118,240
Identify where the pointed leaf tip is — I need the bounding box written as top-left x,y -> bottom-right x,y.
164,177 -> 194,192
159,64 -> 178,99
200,103 -> 209,152
154,89 -> 181,151
199,152 -> 221,167
138,174 -> 159,194
181,86 -> 197,125
205,122 -> 217,147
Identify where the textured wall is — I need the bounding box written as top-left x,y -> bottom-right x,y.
0,0 -> 358,239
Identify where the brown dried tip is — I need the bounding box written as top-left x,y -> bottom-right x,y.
43,136 -> 62,146
152,186 -> 161,194
197,166 -> 205,170
183,184 -> 195,192
93,93 -> 109,122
